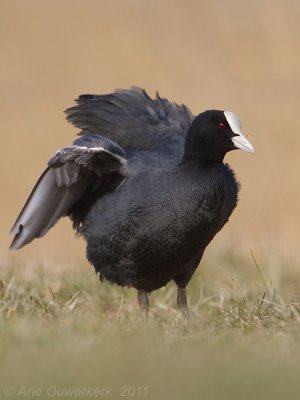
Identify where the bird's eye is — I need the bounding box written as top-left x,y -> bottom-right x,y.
219,123 -> 225,128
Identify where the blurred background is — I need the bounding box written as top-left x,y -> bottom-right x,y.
1,0 -> 299,267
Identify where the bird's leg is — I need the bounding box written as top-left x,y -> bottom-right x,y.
137,290 -> 149,322
177,287 -> 191,321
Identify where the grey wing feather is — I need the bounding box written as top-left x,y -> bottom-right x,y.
10,135 -> 128,250
65,87 -> 194,154
10,167 -> 88,249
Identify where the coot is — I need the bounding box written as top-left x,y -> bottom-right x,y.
10,87 -> 255,319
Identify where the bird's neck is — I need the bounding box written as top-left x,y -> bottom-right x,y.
180,156 -> 223,171
181,144 -> 225,169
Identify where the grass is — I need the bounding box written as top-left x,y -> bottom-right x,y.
1,250 -> 300,400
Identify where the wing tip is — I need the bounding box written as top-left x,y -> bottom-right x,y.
10,237 -> 24,250
9,224 -> 27,250
9,240 -> 20,250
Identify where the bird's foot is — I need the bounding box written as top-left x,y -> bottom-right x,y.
177,287 -> 192,321
137,290 -> 149,322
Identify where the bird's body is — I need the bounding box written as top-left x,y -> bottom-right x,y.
10,87 -> 254,319
85,162 -> 238,292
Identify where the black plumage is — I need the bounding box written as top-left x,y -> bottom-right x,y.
10,87 -> 254,319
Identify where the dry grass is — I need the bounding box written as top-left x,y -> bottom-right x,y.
1,251 -> 300,399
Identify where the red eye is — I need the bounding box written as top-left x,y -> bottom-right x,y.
219,123 -> 225,128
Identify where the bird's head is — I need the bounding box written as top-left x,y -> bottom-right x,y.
183,110 -> 255,165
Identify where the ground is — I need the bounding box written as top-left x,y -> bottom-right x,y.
1,248 -> 300,400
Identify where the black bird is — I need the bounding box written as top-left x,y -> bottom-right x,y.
10,87 -> 254,320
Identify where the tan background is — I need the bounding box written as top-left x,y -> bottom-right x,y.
1,0 -> 299,266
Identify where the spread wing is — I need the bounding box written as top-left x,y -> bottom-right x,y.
10,134 -> 127,250
65,87 -> 194,155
